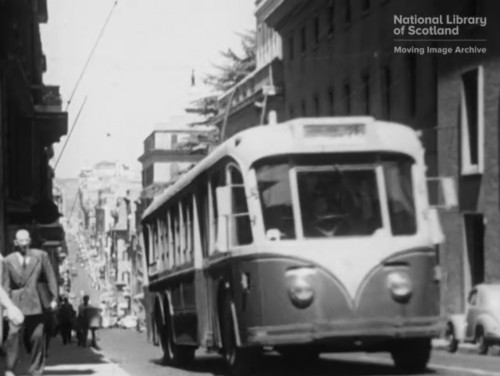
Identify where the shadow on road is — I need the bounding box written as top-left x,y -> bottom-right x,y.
0,337 -> 109,376
44,370 -> 96,376
150,352 -> 437,376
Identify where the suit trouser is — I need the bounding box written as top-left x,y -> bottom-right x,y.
59,323 -> 72,344
5,314 -> 46,376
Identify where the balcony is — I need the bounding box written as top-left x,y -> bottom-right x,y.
32,85 -> 68,145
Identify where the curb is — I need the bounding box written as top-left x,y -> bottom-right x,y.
432,338 -> 499,356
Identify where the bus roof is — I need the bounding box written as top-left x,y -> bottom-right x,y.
141,117 -> 423,221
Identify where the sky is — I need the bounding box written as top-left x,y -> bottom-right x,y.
40,0 -> 256,178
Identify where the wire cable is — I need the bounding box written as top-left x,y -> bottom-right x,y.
64,0 -> 119,112
54,96 -> 88,170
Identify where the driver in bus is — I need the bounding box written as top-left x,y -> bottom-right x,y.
305,196 -> 350,237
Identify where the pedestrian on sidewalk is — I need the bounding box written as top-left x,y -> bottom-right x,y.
77,295 -> 101,349
57,297 -> 76,345
2,229 -> 59,376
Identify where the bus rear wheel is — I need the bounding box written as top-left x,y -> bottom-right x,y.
390,338 -> 431,373
164,320 -> 195,366
221,296 -> 255,376
154,310 -> 170,363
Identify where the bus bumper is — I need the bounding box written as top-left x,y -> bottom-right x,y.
246,317 -> 443,346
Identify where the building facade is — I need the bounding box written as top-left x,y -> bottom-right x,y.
77,161 -> 141,311
209,0 -> 285,140
435,0 -> 500,313
0,0 -> 67,261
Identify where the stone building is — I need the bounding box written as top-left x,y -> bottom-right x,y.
0,1 -> 67,259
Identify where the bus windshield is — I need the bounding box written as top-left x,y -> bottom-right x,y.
255,154 -> 416,240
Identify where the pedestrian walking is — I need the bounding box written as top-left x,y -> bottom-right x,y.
57,297 -> 76,345
77,295 -> 101,349
2,229 -> 59,376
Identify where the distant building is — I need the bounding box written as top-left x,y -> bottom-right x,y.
138,127 -> 209,203
209,0 -> 285,140
76,161 -> 141,307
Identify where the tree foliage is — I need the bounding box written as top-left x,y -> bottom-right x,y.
203,29 -> 256,92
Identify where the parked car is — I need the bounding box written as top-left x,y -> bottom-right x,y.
446,283 -> 500,355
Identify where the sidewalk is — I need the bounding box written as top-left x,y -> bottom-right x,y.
1,335 -> 132,376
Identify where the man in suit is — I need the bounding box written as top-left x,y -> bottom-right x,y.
2,229 -> 58,376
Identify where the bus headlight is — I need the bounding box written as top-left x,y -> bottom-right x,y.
285,268 -> 316,309
386,270 -> 413,303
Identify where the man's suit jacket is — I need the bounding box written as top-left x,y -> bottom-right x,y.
2,248 -> 58,316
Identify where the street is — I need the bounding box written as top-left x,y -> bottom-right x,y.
45,232 -> 500,376
91,328 -> 500,376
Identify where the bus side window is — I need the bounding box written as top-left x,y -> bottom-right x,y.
227,165 -> 253,246
152,221 -> 159,263
163,212 -> 170,269
167,209 -> 176,267
183,198 -> 194,263
209,169 -> 225,254
194,179 -> 210,258
143,225 -> 151,265
159,217 -> 167,269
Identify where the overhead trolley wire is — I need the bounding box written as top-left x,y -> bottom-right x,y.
64,0 -> 120,113
54,0 -> 119,171
54,95 -> 88,170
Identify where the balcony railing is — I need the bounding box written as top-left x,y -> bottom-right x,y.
32,85 -> 63,112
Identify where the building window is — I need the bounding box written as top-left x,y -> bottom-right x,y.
460,66 -> 484,175
328,3 -> 335,36
362,71 -> 370,114
464,214 -> 485,290
328,87 -> 334,115
300,25 -> 306,53
301,100 -> 307,116
288,34 -> 294,60
464,0 -> 482,17
343,81 -> 351,114
122,271 -> 131,285
344,0 -> 352,27
313,94 -> 320,116
408,54 -> 417,116
381,65 -> 392,119
313,15 -> 320,46
171,134 -> 178,149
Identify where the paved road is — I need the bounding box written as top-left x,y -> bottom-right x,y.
66,233 -> 101,305
95,328 -> 500,376
62,235 -> 500,376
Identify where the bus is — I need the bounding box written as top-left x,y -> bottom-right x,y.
141,117 -> 454,375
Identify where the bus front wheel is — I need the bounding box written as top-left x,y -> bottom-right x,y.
390,338 -> 431,373
221,296 -> 255,376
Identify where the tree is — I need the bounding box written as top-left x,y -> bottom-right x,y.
203,29 -> 257,92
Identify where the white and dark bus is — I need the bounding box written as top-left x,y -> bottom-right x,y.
141,117 -> 454,375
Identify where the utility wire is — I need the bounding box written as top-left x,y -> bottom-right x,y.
64,0 -> 119,112
54,96 -> 88,170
